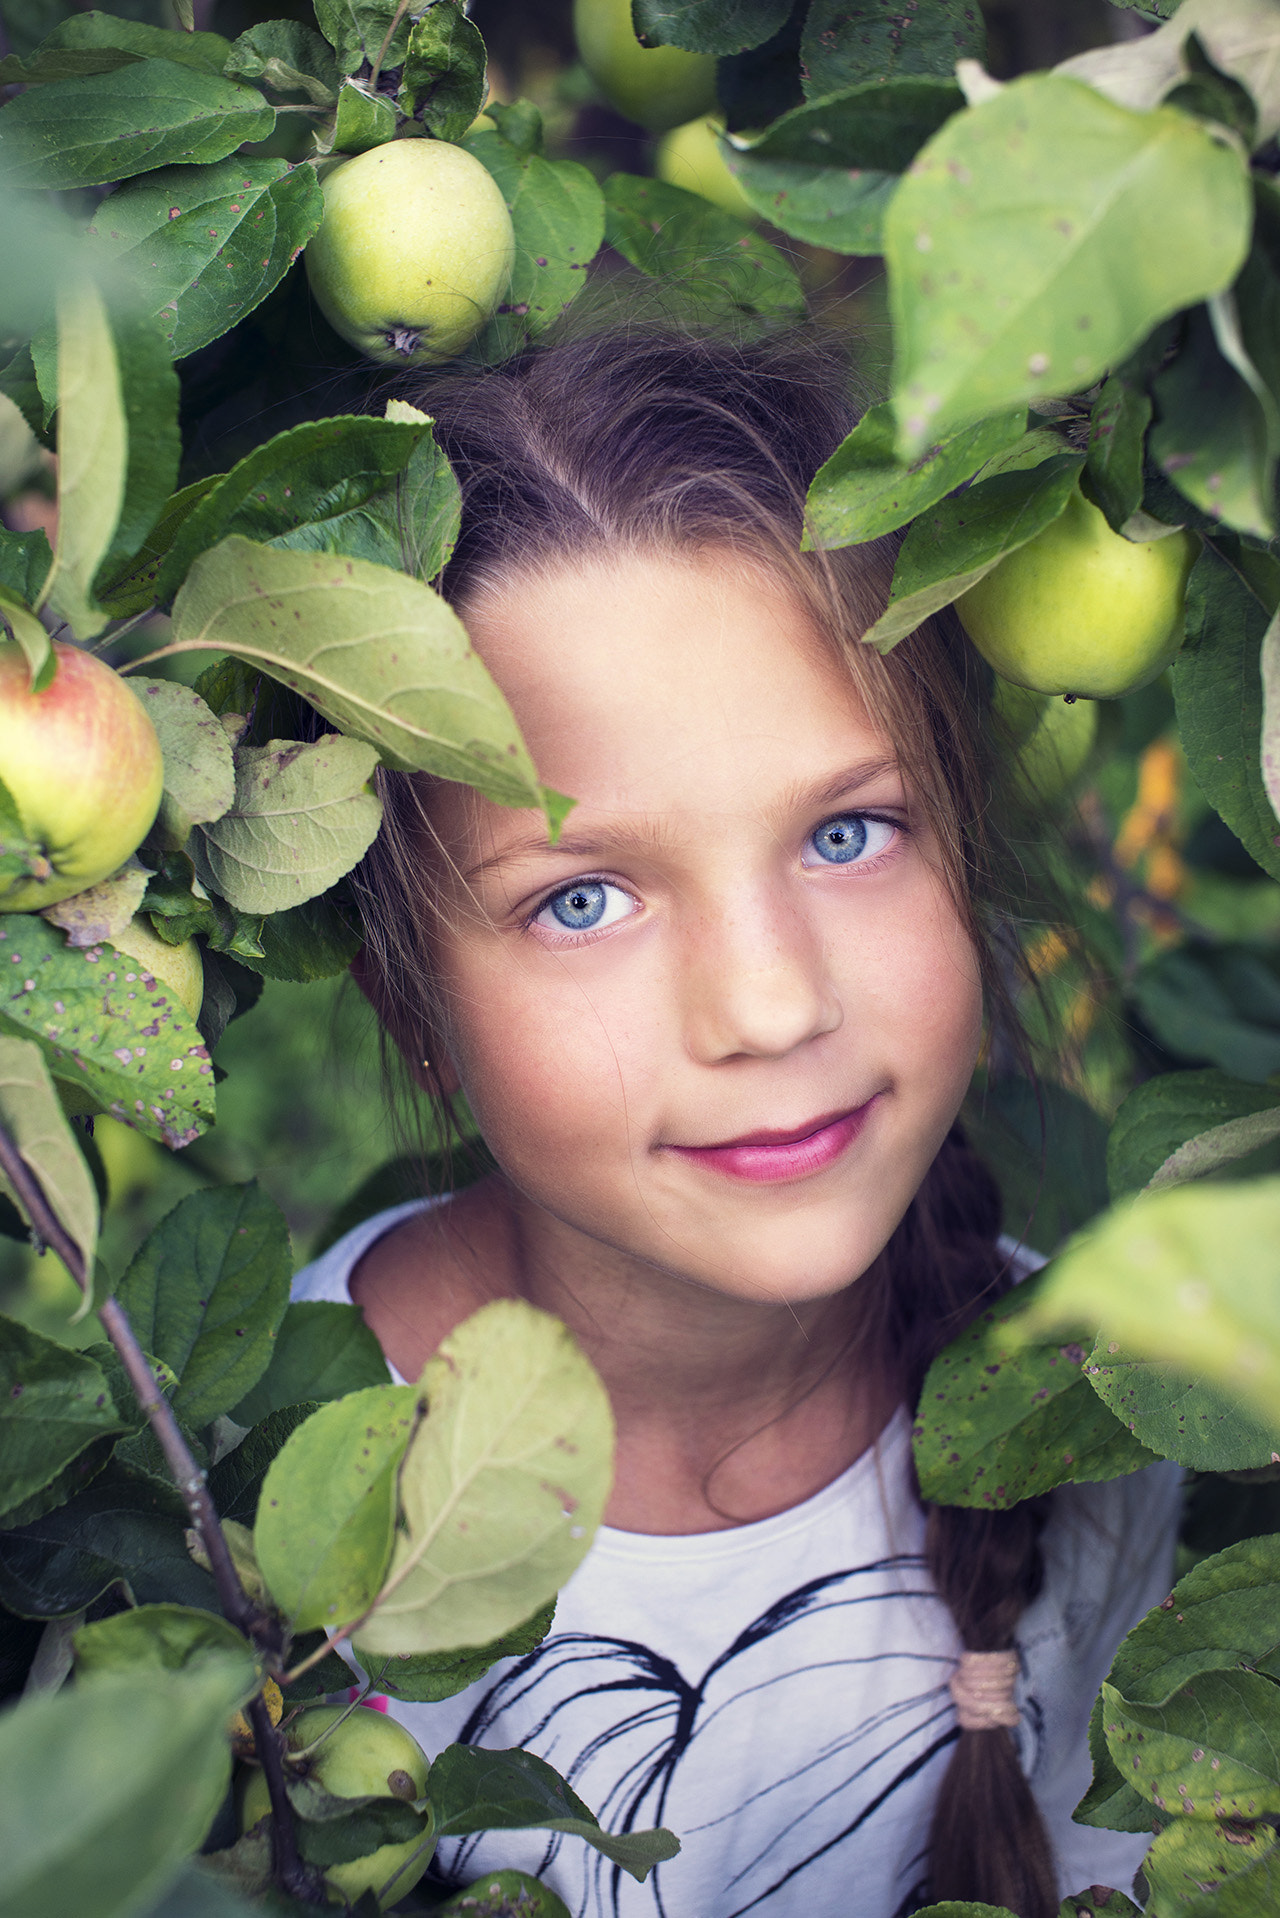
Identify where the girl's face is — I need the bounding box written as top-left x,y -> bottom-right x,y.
424,550 -> 984,1308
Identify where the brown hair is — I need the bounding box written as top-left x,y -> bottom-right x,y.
353,327 -> 1058,1916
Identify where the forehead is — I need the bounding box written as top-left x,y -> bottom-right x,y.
455,550 -> 892,824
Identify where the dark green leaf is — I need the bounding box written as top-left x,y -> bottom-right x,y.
0,1460 -> 216,1618
1076,1688 -> 1152,1834
799,0 -> 983,97
142,851 -> 266,967
154,415 -> 426,604
805,402 -> 1027,548
370,1598 -> 556,1702
464,128 -> 605,358
74,1600 -> 256,1682
1109,1070 -> 1280,1199
224,21 -> 339,104
430,1875 -> 570,1918
1130,945 -> 1280,1084
207,1402 -> 320,1524
1085,376 -> 1151,532
1174,543 -> 1280,882
138,1859 -> 285,1918
0,527 -> 52,606
387,415 -> 461,584
115,1182 -> 292,1429
0,1316 -> 129,1524
233,890 -> 362,983
863,453 -> 1083,653
1151,302 -> 1276,541
37,12 -> 231,74
97,479 -> 220,620
0,60 -> 274,189
230,1302 -> 389,1427
912,1281 -> 1153,1508
398,4 -> 486,141
289,1785 -> 427,1868
716,2 -> 804,132
0,1659 -> 250,1918
429,1744 -> 680,1880
312,0 -> 412,77
1238,177 -> 1280,424
1108,1532 -> 1280,1706
87,157 -> 324,363
633,0 -> 788,55
602,172 -> 804,321
961,1075 -> 1111,1256
0,44 -> 142,81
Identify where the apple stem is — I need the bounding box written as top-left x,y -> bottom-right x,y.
0,1117 -> 327,1903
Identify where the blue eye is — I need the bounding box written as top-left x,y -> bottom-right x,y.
534,879 -> 636,935
803,813 -> 895,866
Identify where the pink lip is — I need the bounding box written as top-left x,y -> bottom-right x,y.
667,1100 -> 877,1185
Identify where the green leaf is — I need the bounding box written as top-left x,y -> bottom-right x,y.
0,530 -> 52,612
602,171 -> 805,321
0,1460 -> 216,1619
961,1075 -> 1111,1257
805,402 -> 1027,549
191,734 -> 381,915
224,20 -> 339,104
1076,1688 -> 1153,1834
167,538 -> 550,814
908,1907 -> 1017,1918
115,1183 -> 293,1429
312,0 -> 413,77
0,44 -> 142,83
633,0 -> 787,54
1057,1898 -> 1139,1918
233,891 -> 361,983
1109,1532 -> 1280,1705
36,12 -> 231,75
355,1300 -> 613,1658
912,1280 -> 1153,1509
0,588 -> 51,694
141,852 -> 265,968
0,59 -> 274,189
1102,1667 -> 1280,1819
725,75 -> 963,251
0,914 -> 215,1150
136,1860 -> 277,1918
428,1744 -> 679,1880
207,1402 -> 319,1524
1174,543 -> 1280,883
1143,1815 -> 1280,1916
800,0 -> 983,96
0,1034 -> 98,1282
0,1658 -> 251,1916
886,75 -> 1252,457
95,309 -> 182,588
862,452 -> 1083,652
253,1381 -> 419,1631
229,1301 -> 389,1427
326,79 -> 396,155
97,479 -> 221,620
288,1783 -> 427,1870
86,158 -> 325,363
39,278 -> 126,642
74,1601 -> 257,1683
128,677 -> 236,853
369,1597 -> 556,1702
464,128 -> 605,356
382,409 -> 462,583
0,1316 -> 128,1525
1150,302 -> 1277,541
1014,1178 -> 1280,1451
1130,945 -> 1280,1084
399,3 -> 487,141
154,415 -> 426,604
1109,1070 -> 1280,1199
1086,376 -> 1151,531
430,1875 -> 570,1918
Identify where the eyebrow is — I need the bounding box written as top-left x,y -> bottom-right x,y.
459,753 -> 904,883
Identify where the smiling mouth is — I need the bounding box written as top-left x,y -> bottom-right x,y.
666,1099 -> 879,1185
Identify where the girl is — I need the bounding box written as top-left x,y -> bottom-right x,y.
294,331 -> 1180,1918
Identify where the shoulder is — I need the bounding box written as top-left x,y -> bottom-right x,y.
291,1198 -> 436,1304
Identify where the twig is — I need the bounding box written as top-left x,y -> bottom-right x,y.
247,1692 -> 327,1903
368,0 -> 412,94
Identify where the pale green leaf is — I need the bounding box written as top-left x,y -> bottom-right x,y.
355,1300 -> 613,1658
128,678 -> 236,852
0,1034 -> 97,1281
887,75 -> 1251,456
1102,1668 -> 1280,1818
254,1382 -> 420,1631
0,588 -> 51,692
41,862 -> 149,947
1142,1814 -> 1280,1916
1109,1069 -> 1280,1198
1148,1107 -> 1280,1190
167,538 -> 550,815
368,1598 -> 556,1702
1059,0 -> 1280,144
74,1602 -> 256,1683
1263,603 -> 1280,825
39,278 -> 125,642
326,78 -> 395,154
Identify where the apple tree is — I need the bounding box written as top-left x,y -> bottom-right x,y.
0,0 -> 1277,1912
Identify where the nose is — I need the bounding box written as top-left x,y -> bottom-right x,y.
681,886 -> 842,1063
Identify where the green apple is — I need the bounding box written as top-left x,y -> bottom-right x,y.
0,640 -> 164,913
240,1704 -> 432,1909
574,0 -> 717,132
304,139 -> 516,367
108,914 -> 203,1021
656,114 -> 757,219
955,489 -> 1199,699
993,677 -> 1098,807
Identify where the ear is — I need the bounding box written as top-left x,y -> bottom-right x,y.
348,945 -> 463,1098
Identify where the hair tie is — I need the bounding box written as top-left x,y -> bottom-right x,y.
949,1649 -> 1020,1731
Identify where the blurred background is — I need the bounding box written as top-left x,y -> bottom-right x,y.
2,0 -> 1278,1347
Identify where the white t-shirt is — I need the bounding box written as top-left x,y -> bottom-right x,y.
293,1201 -> 1180,1918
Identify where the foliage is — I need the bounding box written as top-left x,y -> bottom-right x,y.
0,0 -> 1277,1910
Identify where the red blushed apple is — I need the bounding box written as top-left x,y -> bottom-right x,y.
0,640 -> 164,911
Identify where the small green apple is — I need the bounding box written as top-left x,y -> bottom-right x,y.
0,640 -> 164,913
239,1704 -> 432,1909
993,677 -> 1099,807
305,139 -> 516,367
955,489 -> 1199,699
656,114 -> 757,219
574,0 -> 717,132
108,914 -> 203,1021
